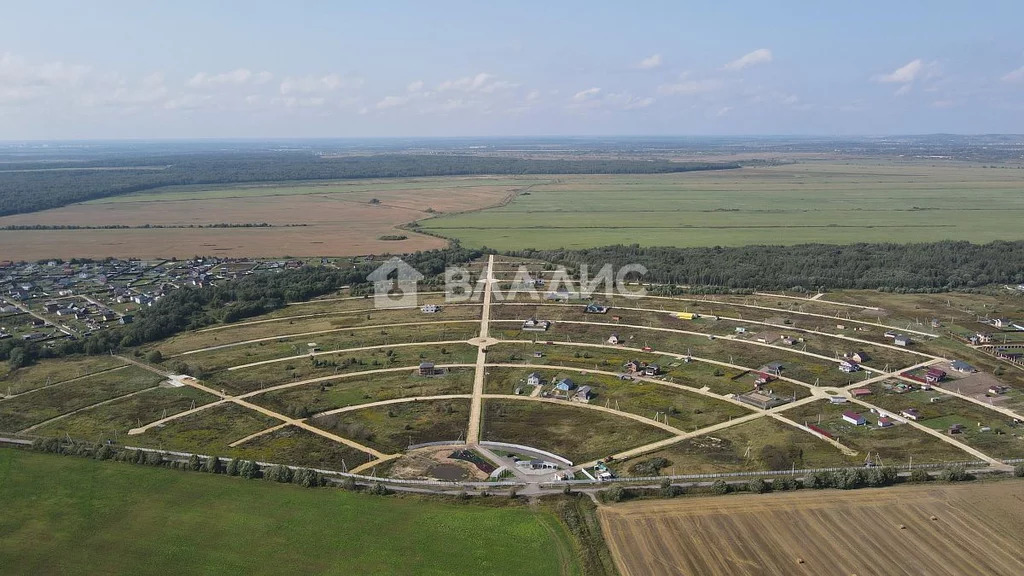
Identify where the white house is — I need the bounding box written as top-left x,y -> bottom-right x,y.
526,372 -> 542,387
842,411 -> 866,426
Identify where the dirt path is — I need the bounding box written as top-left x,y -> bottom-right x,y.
466,254 -> 495,444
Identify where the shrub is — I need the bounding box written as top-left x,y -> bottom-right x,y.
908,468 -> 931,483
146,350 -> 163,364
709,480 -> 730,495
628,457 -> 671,477
94,444 -> 116,461
367,482 -> 391,496
203,455 -> 221,474
263,464 -> 294,483
748,478 -> 771,494
938,464 -> 971,482
226,458 -> 241,476
144,451 -> 165,466
239,460 -> 261,479
1014,464 -> 1024,478
188,454 -> 201,471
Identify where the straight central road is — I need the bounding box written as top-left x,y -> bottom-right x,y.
466,255 -> 495,444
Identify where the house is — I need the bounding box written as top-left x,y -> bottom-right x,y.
418,362 -> 437,376
526,372 -> 542,387
842,411 -> 867,426
735,326 -> 747,334
584,303 -> 609,314
420,304 -> 439,313
754,372 -> 774,386
607,333 -> 621,345
950,360 -> 975,373
829,396 -> 849,404
643,364 -> 660,376
877,417 -> 894,428
971,333 -> 992,345
522,318 -> 551,332
532,351 -> 543,358
624,360 -> 644,372
119,315 -> 134,324
764,361 -> 784,374
575,386 -> 593,402
849,351 -> 870,363
988,385 -> 1009,395
839,360 -> 860,373
992,318 -> 1012,328
894,334 -> 911,347
925,368 -> 946,383
554,378 -> 576,392
900,408 -> 921,421
43,302 -> 60,313
948,423 -> 965,435
850,388 -> 872,398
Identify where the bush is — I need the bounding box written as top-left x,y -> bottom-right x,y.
628,457 -> 671,477
709,480 -> 730,495
1014,464 -> 1024,478
938,464 -> 971,483
226,458 -> 241,476
94,444 -> 116,461
146,350 -> 163,364
293,468 -> 324,488
776,477 -> 797,491
188,454 -> 201,471
340,476 -> 357,491
908,468 -> 931,483
748,478 -> 771,494
144,451 -> 164,466
239,459 -> 260,479
203,455 -> 221,474
263,464 -> 294,483
367,482 -> 391,496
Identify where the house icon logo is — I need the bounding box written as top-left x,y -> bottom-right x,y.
366,257 -> 424,309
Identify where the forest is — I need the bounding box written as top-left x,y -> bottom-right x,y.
0,153 -> 739,216
510,241 -> 1024,292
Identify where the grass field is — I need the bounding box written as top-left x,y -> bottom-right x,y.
481,399 -> 672,463
419,163 -> 1024,250
599,480 -> 1024,576
0,448 -> 580,575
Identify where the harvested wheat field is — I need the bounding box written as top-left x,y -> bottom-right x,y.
599,481 -> 1024,576
0,177 -> 517,260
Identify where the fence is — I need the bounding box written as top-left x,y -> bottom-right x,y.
480,441 -> 573,466
406,440 -> 466,450
540,459 -> 994,488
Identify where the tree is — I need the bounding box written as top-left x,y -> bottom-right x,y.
203,455 -> 221,474
188,454 -> 201,471
1015,464 -> 1024,478
709,480 -> 730,495
748,478 -> 771,494
226,458 -> 241,476
146,350 -> 163,364
7,347 -> 26,370
239,459 -> 260,479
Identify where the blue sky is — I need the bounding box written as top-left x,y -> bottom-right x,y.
2,1 -> 1023,139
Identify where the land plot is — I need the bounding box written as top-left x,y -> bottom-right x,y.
310,398 -> 471,454
0,355 -> 127,395
230,426 -> 375,471
481,399 -> 672,463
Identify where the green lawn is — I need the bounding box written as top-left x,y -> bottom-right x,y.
0,448 -> 579,575
418,164 -> 1024,250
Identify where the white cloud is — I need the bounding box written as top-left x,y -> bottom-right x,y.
436,72 -> 517,93
876,59 -> 922,83
658,78 -> 722,96
932,99 -> 955,108
407,80 -> 424,92
279,73 -> 360,95
1002,65 -> 1024,83
723,49 -> 773,71
714,106 -> 732,117
375,95 -> 409,110
526,89 -> 540,102
186,68 -> 272,87
637,54 -> 662,70
572,87 -> 601,102
894,84 -> 912,97
604,92 -> 655,110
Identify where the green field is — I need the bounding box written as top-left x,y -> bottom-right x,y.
0,448 -> 579,575
418,163 -> 1024,250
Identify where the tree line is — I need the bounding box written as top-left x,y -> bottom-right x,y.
0,153 -> 739,216
508,240 -> 1024,291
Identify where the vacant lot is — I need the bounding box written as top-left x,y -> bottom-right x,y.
421,163 -> 1024,250
601,480 -> 1024,576
0,177 -> 518,259
0,448 -> 579,576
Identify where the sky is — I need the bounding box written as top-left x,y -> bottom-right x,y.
1,0 -> 1023,139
